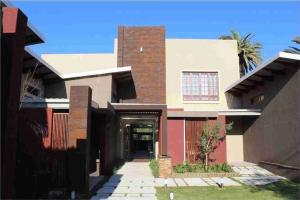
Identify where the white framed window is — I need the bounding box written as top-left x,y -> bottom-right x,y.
182,72 -> 219,101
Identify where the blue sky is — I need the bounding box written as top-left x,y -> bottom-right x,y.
13,1 -> 300,61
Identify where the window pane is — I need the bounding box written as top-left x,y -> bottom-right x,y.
182,71 -> 219,101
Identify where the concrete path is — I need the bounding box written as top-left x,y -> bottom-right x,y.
90,162 -> 285,199
91,162 -> 157,200
231,162 -> 285,186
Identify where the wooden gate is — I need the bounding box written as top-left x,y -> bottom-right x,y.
49,113 -> 69,187
185,118 -> 206,163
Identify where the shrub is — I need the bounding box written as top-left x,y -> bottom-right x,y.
173,162 -> 232,173
149,159 -> 159,177
222,162 -> 231,172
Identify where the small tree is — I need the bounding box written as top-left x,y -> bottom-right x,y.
199,121 -> 233,171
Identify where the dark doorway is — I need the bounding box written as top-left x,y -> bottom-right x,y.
119,114 -> 158,162
130,123 -> 154,161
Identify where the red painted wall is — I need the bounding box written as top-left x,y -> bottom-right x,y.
185,116 -> 227,164
167,119 -> 184,165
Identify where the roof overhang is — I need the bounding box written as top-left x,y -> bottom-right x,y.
110,103 -> 167,111
1,0 -> 45,45
62,66 -> 132,80
21,98 -> 99,109
226,52 -> 300,95
26,22 -> 45,45
21,98 -> 70,109
218,109 -> 261,116
168,111 -> 218,118
23,47 -> 63,80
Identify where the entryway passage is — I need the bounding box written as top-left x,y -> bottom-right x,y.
91,162 -> 157,200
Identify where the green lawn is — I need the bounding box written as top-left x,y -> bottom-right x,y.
156,180 -> 300,200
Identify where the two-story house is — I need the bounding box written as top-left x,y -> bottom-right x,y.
12,25 -> 300,195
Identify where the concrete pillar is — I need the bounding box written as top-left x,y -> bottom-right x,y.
68,86 -> 92,194
1,7 -> 28,198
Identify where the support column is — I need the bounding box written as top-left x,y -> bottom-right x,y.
68,86 -> 92,194
158,106 -> 172,177
1,8 -> 28,198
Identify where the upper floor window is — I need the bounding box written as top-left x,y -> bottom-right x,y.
182,72 -> 219,101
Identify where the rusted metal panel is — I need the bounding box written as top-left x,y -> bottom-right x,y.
51,113 -> 69,150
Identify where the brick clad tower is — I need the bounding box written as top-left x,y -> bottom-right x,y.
117,26 -> 166,104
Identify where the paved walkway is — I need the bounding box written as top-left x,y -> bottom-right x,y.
91,162 -> 157,200
90,162 -> 284,200
231,162 -> 285,186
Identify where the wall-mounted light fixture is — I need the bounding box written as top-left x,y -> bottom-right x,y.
140,47 -> 143,53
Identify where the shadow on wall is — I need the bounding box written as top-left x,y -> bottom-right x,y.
16,108 -> 93,199
116,79 -> 137,103
44,80 -> 67,98
226,93 -> 242,109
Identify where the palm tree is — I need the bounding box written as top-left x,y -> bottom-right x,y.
219,30 -> 262,77
284,36 -> 300,54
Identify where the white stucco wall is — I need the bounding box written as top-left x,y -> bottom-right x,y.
226,135 -> 244,163
41,53 -> 117,75
166,39 -> 240,111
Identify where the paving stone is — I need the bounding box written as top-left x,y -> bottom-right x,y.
97,187 -> 116,194
126,193 -> 141,197
154,178 -> 165,187
141,186 -> 156,193
111,193 -> 125,197
210,177 -> 240,186
91,193 -> 111,200
104,182 -> 119,187
174,178 -> 187,186
233,176 -> 281,186
127,186 -> 143,193
142,193 -> 156,197
166,178 -> 177,187
113,186 -> 130,193
184,178 -> 208,186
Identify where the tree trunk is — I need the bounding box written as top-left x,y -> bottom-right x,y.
205,153 -> 208,171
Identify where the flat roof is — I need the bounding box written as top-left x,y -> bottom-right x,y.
62,66 -> 131,79
226,52 -> 300,94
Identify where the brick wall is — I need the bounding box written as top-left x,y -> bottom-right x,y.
117,26 -> 166,104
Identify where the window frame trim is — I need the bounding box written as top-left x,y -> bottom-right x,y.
180,69 -> 221,104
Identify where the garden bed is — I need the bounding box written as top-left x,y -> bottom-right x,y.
171,171 -> 239,178
171,162 -> 240,177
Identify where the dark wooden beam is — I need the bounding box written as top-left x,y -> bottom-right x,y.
274,60 -> 298,67
240,83 -> 256,90
253,74 -> 274,81
232,87 -> 248,94
228,90 -> 242,96
247,79 -> 264,86
35,72 -> 53,78
262,68 -> 285,75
